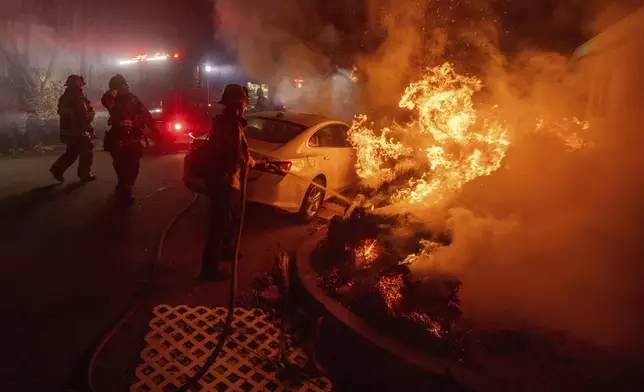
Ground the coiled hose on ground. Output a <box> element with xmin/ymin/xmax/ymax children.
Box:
<box><xmin>174</xmin><ymin>166</ymin><xmax>248</xmax><ymax>392</ymax></box>
<box><xmin>86</xmin><ymin>163</ymin><xmax>249</xmax><ymax>392</ymax></box>
<box><xmin>87</xmin><ymin>190</ymin><xmax>200</xmax><ymax>392</ymax></box>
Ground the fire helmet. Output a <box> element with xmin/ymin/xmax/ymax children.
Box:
<box><xmin>65</xmin><ymin>74</ymin><xmax>85</xmax><ymax>88</ymax></box>
<box><xmin>108</xmin><ymin>74</ymin><xmax>127</xmax><ymax>90</ymax></box>
<box><xmin>218</xmin><ymin>84</ymin><xmax>248</xmax><ymax>105</ymax></box>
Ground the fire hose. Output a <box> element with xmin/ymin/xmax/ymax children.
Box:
<box><xmin>85</xmin><ymin>159</ymin><xmax>332</xmax><ymax>391</ymax></box>
<box><xmin>174</xmin><ymin>165</ymin><xmax>248</xmax><ymax>392</ymax></box>
<box><xmin>86</xmin><ymin>190</ymin><xmax>200</xmax><ymax>392</ymax></box>
<box><xmin>85</xmin><ymin>151</ymin><xmax>250</xmax><ymax>392</ymax></box>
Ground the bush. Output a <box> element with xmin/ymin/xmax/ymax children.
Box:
<box><xmin>19</xmin><ymin>72</ymin><xmax>65</xmax><ymax>148</ymax></box>
<box><xmin>27</xmin><ymin>79</ymin><xmax>64</xmax><ymax>123</ymax></box>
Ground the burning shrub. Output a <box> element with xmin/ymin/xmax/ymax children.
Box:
<box><xmin>313</xmin><ymin>208</ymin><xmax>460</xmax><ymax>356</ymax></box>
<box><xmin>307</xmin><ymin>59</ymin><xmax>629</xmax><ymax>389</ymax></box>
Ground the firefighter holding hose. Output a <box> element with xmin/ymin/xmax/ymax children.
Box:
<box><xmin>199</xmin><ymin>84</ymin><xmax>255</xmax><ymax>280</ymax></box>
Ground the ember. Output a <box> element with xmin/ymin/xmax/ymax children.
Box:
<box><xmin>353</xmin><ymin>238</ymin><xmax>379</xmax><ymax>268</ymax></box>
<box><xmin>401</xmin><ymin>239</ymin><xmax>445</xmax><ymax>266</ymax></box>
<box><xmin>374</xmin><ymin>273</ymin><xmax>404</xmax><ymax>313</ymax></box>
<box><xmin>402</xmin><ymin>311</ymin><xmax>443</xmax><ymax>338</ymax></box>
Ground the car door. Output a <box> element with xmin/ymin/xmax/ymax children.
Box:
<box><xmin>338</xmin><ymin>124</ymin><xmax>358</xmax><ymax>186</ymax></box>
<box><xmin>308</xmin><ymin>124</ymin><xmax>355</xmax><ymax>191</ymax></box>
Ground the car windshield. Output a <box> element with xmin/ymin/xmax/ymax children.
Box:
<box><xmin>245</xmin><ymin>117</ymin><xmax>307</xmax><ymax>144</ymax></box>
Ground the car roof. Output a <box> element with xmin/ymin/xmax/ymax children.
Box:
<box><xmin>250</xmin><ymin>111</ymin><xmax>336</xmax><ymax>128</ymax></box>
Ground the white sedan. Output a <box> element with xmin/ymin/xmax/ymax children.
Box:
<box><xmin>190</xmin><ymin>111</ymin><xmax>357</xmax><ymax>220</ymax></box>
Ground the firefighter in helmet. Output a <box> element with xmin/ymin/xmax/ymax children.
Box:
<box><xmin>50</xmin><ymin>74</ymin><xmax>96</xmax><ymax>182</ymax></box>
<box><xmin>200</xmin><ymin>84</ymin><xmax>255</xmax><ymax>280</ymax></box>
<box><xmin>101</xmin><ymin>73</ymin><xmax>125</xmax><ymax>127</ymax></box>
<box><xmin>255</xmin><ymin>88</ymin><xmax>269</xmax><ymax>112</ymax></box>
<box><xmin>102</xmin><ymin>74</ymin><xmax>158</xmax><ymax>203</ymax></box>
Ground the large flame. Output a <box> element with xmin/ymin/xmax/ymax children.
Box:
<box><xmin>348</xmin><ymin>115</ymin><xmax>408</xmax><ymax>180</ymax></box>
<box><xmin>348</xmin><ymin>62</ymin><xmax>510</xmax><ymax>205</ymax></box>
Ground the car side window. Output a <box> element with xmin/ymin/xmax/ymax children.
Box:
<box><xmin>338</xmin><ymin>124</ymin><xmax>351</xmax><ymax>147</ymax></box>
<box><xmin>308</xmin><ymin>133</ymin><xmax>320</xmax><ymax>147</ymax></box>
<box><xmin>309</xmin><ymin>125</ymin><xmax>350</xmax><ymax>148</ymax></box>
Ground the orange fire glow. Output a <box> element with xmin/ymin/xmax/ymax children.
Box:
<box><xmin>375</xmin><ymin>274</ymin><xmax>445</xmax><ymax>338</ymax></box>
<box><xmin>402</xmin><ymin>311</ymin><xmax>443</xmax><ymax>338</ymax></box>
<box><xmin>348</xmin><ymin>115</ymin><xmax>409</xmax><ymax>180</ymax></box>
<box><xmin>348</xmin><ymin>62</ymin><xmax>510</xmax><ymax>205</ymax></box>
<box><xmin>400</xmin><ymin>239</ymin><xmax>444</xmax><ymax>266</ymax></box>
<box><xmin>375</xmin><ymin>274</ymin><xmax>405</xmax><ymax>313</ymax></box>
<box><xmin>349</xmin><ymin>64</ymin><xmax>359</xmax><ymax>83</ymax></box>
<box><xmin>536</xmin><ymin>116</ymin><xmax>591</xmax><ymax>151</ymax></box>
<box><xmin>354</xmin><ymin>238</ymin><xmax>379</xmax><ymax>268</ymax></box>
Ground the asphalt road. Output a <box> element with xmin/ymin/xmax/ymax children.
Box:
<box><xmin>0</xmin><ymin>150</ymin><xmax>334</xmax><ymax>391</ymax></box>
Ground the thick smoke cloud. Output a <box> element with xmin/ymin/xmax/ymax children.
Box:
<box><xmin>215</xmin><ymin>0</ymin><xmax>332</xmax><ymax>80</ymax></box>
<box><xmin>214</xmin><ymin>0</ymin><xmax>342</xmax><ymax>116</ymax></box>
<box><xmin>213</xmin><ymin>0</ymin><xmax>644</xmax><ymax>353</ymax></box>
<box><xmin>354</xmin><ymin>0</ymin><xmax>436</xmax><ymax>111</ymax></box>
<box><xmin>213</xmin><ymin>0</ymin><xmax>444</xmax><ymax>117</ymax></box>
<box><xmin>406</xmin><ymin>1</ymin><xmax>644</xmax><ymax>353</ymax></box>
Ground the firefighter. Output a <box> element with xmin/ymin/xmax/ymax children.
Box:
<box><xmin>102</xmin><ymin>75</ymin><xmax>157</xmax><ymax>203</ymax></box>
<box><xmin>50</xmin><ymin>75</ymin><xmax>96</xmax><ymax>182</ymax></box>
<box><xmin>101</xmin><ymin>74</ymin><xmax>126</xmax><ymax>126</ymax></box>
<box><xmin>200</xmin><ymin>84</ymin><xmax>255</xmax><ymax>280</ymax></box>
<box><xmin>255</xmin><ymin>88</ymin><xmax>270</xmax><ymax>111</ymax></box>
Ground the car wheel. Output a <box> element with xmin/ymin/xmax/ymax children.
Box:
<box><xmin>298</xmin><ymin>178</ymin><xmax>325</xmax><ymax>222</ymax></box>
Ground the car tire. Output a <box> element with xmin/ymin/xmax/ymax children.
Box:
<box><xmin>298</xmin><ymin>177</ymin><xmax>325</xmax><ymax>222</ymax></box>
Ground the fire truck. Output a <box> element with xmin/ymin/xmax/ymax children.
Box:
<box><xmin>115</xmin><ymin>52</ymin><xmax>211</xmax><ymax>147</ymax></box>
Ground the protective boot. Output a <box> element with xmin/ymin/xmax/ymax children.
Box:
<box><xmin>199</xmin><ymin>262</ymin><xmax>232</xmax><ymax>281</ymax></box>
<box><xmin>114</xmin><ymin>185</ymin><xmax>134</xmax><ymax>205</ymax></box>
<box><xmin>50</xmin><ymin>167</ymin><xmax>65</xmax><ymax>182</ymax></box>
<box><xmin>80</xmin><ymin>173</ymin><xmax>97</xmax><ymax>182</ymax></box>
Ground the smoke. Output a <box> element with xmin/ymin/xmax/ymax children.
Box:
<box><xmin>354</xmin><ymin>0</ymin><xmax>439</xmax><ymax>111</ymax></box>
<box><xmin>212</xmin><ymin>0</ymin><xmax>644</xmax><ymax>351</ymax></box>
<box><xmin>404</xmin><ymin>1</ymin><xmax>644</xmax><ymax>353</ymax></box>
<box><xmin>425</xmin><ymin>108</ymin><xmax>644</xmax><ymax>352</ymax></box>
<box><xmin>212</xmin><ymin>0</ymin><xmax>448</xmax><ymax>117</ymax></box>
<box><xmin>213</xmin><ymin>0</ymin><xmax>346</xmax><ymax>116</ymax></box>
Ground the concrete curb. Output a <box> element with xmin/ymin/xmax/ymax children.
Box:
<box><xmin>295</xmin><ymin>228</ymin><xmax>484</xmax><ymax>391</ymax></box>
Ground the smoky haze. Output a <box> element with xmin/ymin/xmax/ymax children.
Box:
<box><xmin>214</xmin><ymin>0</ymin><xmax>337</xmax><ymax>115</ymax></box>
<box><xmin>406</xmin><ymin>1</ymin><xmax>644</xmax><ymax>353</ymax></box>
<box><xmin>213</xmin><ymin>0</ymin><xmax>438</xmax><ymax>117</ymax></box>
<box><xmin>213</xmin><ymin>0</ymin><xmax>644</xmax><ymax>353</ymax></box>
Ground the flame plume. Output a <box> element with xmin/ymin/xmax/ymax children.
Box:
<box><xmin>347</xmin><ymin>115</ymin><xmax>408</xmax><ymax>180</ymax></box>
<box><xmin>349</xmin><ymin>62</ymin><xmax>510</xmax><ymax>205</ymax></box>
